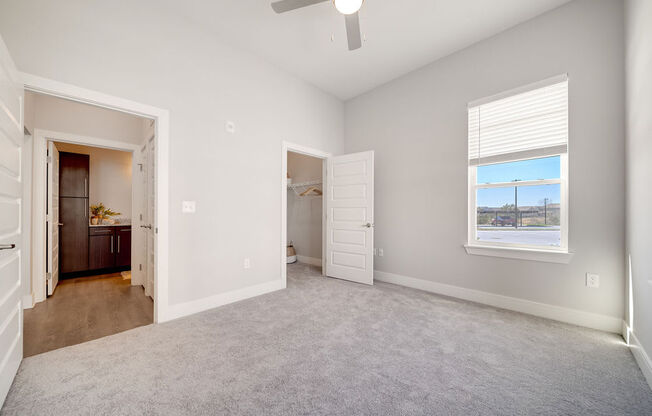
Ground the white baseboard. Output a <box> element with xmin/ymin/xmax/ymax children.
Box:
<box><xmin>296</xmin><ymin>256</ymin><xmax>322</xmax><ymax>266</ymax></box>
<box><xmin>623</xmin><ymin>322</ymin><xmax>652</xmax><ymax>390</ymax></box>
<box><xmin>622</xmin><ymin>320</ymin><xmax>630</xmax><ymax>343</ymax></box>
<box><xmin>374</xmin><ymin>270</ymin><xmax>622</xmax><ymax>333</ymax></box>
<box><xmin>22</xmin><ymin>294</ymin><xmax>34</xmax><ymax>310</ymax></box>
<box><xmin>163</xmin><ymin>279</ymin><xmax>286</xmax><ymax>322</ymax></box>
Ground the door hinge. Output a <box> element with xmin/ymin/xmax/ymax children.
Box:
<box><xmin>46</xmin><ymin>272</ymin><xmax>52</xmax><ymax>281</ymax></box>
<box><xmin>46</xmin><ymin>155</ymin><xmax>52</xmax><ymax>164</ymax></box>
<box><xmin>139</xmin><ymin>264</ymin><xmax>143</xmax><ymax>271</ymax></box>
<box><xmin>155</xmin><ymin>227</ymin><xmax>158</xmax><ymax>234</ymax></box>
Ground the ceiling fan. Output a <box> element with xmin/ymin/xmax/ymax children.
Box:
<box><xmin>271</xmin><ymin>0</ymin><xmax>364</xmax><ymax>51</ymax></box>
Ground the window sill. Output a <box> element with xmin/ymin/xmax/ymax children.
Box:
<box><xmin>464</xmin><ymin>244</ymin><xmax>574</xmax><ymax>264</ymax></box>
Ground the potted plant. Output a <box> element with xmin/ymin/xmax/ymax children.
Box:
<box><xmin>89</xmin><ymin>203</ymin><xmax>105</xmax><ymax>225</ymax></box>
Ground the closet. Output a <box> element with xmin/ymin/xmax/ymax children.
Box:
<box><xmin>287</xmin><ymin>152</ymin><xmax>323</xmax><ymax>266</ymax></box>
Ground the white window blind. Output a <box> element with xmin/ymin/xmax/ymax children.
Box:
<box><xmin>468</xmin><ymin>75</ymin><xmax>568</xmax><ymax>166</ymax></box>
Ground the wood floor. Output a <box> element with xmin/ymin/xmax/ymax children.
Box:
<box><xmin>23</xmin><ymin>272</ymin><xmax>153</xmax><ymax>357</ymax></box>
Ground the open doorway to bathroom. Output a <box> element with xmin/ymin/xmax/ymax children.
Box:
<box><xmin>22</xmin><ymin>91</ymin><xmax>156</xmax><ymax>357</ymax></box>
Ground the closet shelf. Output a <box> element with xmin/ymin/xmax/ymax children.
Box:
<box><xmin>288</xmin><ymin>180</ymin><xmax>322</xmax><ymax>196</ymax></box>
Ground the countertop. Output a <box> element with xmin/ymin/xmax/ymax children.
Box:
<box><xmin>88</xmin><ymin>223</ymin><xmax>131</xmax><ymax>227</ymax></box>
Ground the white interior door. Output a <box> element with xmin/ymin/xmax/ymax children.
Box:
<box><xmin>146</xmin><ymin>136</ymin><xmax>155</xmax><ymax>298</ymax></box>
<box><xmin>0</xmin><ymin>35</ymin><xmax>24</xmax><ymax>407</ymax></box>
<box><xmin>46</xmin><ymin>141</ymin><xmax>59</xmax><ymax>295</ymax></box>
<box><xmin>131</xmin><ymin>145</ymin><xmax>147</xmax><ymax>287</ymax></box>
<box><xmin>325</xmin><ymin>151</ymin><xmax>374</xmax><ymax>285</ymax></box>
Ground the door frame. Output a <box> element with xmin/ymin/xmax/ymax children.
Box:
<box><xmin>22</xmin><ymin>72</ymin><xmax>170</xmax><ymax>323</ymax></box>
<box><xmin>33</xmin><ymin>130</ymin><xmax>139</xmax><ymax>301</ymax></box>
<box><xmin>281</xmin><ymin>141</ymin><xmax>331</xmax><ymax>288</ymax></box>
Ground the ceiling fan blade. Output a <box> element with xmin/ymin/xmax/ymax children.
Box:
<box><xmin>271</xmin><ymin>0</ymin><xmax>329</xmax><ymax>14</ymax></box>
<box><xmin>345</xmin><ymin>12</ymin><xmax>362</xmax><ymax>51</ymax></box>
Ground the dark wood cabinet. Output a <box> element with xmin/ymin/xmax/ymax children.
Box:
<box><xmin>89</xmin><ymin>227</ymin><xmax>116</xmax><ymax>270</ymax></box>
<box><xmin>59</xmin><ymin>198</ymin><xmax>89</xmax><ymax>273</ymax></box>
<box><xmin>59</xmin><ymin>152</ymin><xmax>89</xmax><ymax>198</ymax></box>
<box><xmin>115</xmin><ymin>227</ymin><xmax>132</xmax><ymax>267</ymax></box>
<box><xmin>59</xmin><ymin>152</ymin><xmax>90</xmax><ymax>276</ymax></box>
<box><xmin>88</xmin><ymin>226</ymin><xmax>131</xmax><ymax>271</ymax></box>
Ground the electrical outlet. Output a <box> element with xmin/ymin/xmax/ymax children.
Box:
<box><xmin>182</xmin><ymin>201</ymin><xmax>196</xmax><ymax>213</ymax></box>
<box><xmin>244</xmin><ymin>258</ymin><xmax>251</xmax><ymax>269</ymax></box>
<box><xmin>586</xmin><ymin>273</ymin><xmax>600</xmax><ymax>288</ymax></box>
<box><xmin>378</xmin><ymin>248</ymin><xmax>384</xmax><ymax>257</ymax></box>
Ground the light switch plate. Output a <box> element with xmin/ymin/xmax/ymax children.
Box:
<box><xmin>182</xmin><ymin>201</ymin><xmax>196</xmax><ymax>213</ymax></box>
<box><xmin>244</xmin><ymin>258</ymin><xmax>251</xmax><ymax>269</ymax></box>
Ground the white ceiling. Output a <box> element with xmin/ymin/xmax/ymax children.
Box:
<box><xmin>162</xmin><ymin>0</ymin><xmax>572</xmax><ymax>100</ymax></box>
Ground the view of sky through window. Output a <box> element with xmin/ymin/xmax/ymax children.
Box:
<box><xmin>476</xmin><ymin>157</ymin><xmax>560</xmax><ymax>207</ymax></box>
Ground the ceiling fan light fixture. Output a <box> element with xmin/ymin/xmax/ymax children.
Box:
<box><xmin>333</xmin><ymin>0</ymin><xmax>363</xmax><ymax>15</ymax></box>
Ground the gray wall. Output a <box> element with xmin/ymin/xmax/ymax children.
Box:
<box><xmin>287</xmin><ymin>152</ymin><xmax>323</xmax><ymax>261</ymax></box>
<box><xmin>344</xmin><ymin>0</ymin><xmax>625</xmax><ymax>319</ymax></box>
<box><xmin>625</xmin><ymin>0</ymin><xmax>652</xmax><ymax>354</ymax></box>
<box><xmin>0</xmin><ymin>0</ymin><xmax>344</xmax><ymax>306</ymax></box>
<box><xmin>25</xmin><ymin>91</ymin><xmax>147</xmax><ymax>145</ymax></box>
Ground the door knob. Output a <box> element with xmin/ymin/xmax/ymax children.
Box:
<box><xmin>58</xmin><ymin>223</ymin><xmax>64</xmax><ymax>226</ymax></box>
<box><xmin>140</xmin><ymin>224</ymin><xmax>152</xmax><ymax>230</ymax></box>
<box><xmin>0</xmin><ymin>244</ymin><xmax>16</xmax><ymax>250</ymax></box>
<box><xmin>363</xmin><ymin>223</ymin><xmax>374</xmax><ymax>228</ymax></box>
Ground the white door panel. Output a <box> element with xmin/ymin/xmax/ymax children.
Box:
<box><xmin>47</xmin><ymin>141</ymin><xmax>60</xmax><ymax>295</ymax></box>
<box><xmin>0</xmin><ymin>34</ymin><xmax>23</xmax><ymax>408</ymax></box>
<box><xmin>146</xmin><ymin>136</ymin><xmax>155</xmax><ymax>298</ymax></box>
<box><xmin>326</xmin><ymin>151</ymin><xmax>374</xmax><ymax>285</ymax></box>
<box><xmin>135</xmin><ymin>143</ymin><xmax>149</xmax><ymax>294</ymax></box>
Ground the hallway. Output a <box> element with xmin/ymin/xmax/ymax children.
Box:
<box><xmin>23</xmin><ymin>273</ymin><xmax>153</xmax><ymax>357</ymax></box>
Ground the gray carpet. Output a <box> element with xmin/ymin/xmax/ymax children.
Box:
<box><xmin>2</xmin><ymin>263</ymin><xmax>651</xmax><ymax>415</ymax></box>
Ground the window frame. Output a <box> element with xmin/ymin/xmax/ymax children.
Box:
<box><xmin>467</xmin><ymin>150</ymin><xmax>569</xmax><ymax>253</ymax></box>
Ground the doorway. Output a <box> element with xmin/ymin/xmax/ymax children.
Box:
<box><xmin>281</xmin><ymin>143</ymin><xmax>329</xmax><ymax>286</ymax></box>
<box><xmin>23</xmin><ymin>92</ymin><xmax>157</xmax><ymax>356</ymax></box>
<box><xmin>281</xmin><ymin>142</ymin><xmax>376</xmax><ymax>287</ymax></box>
<box><xmin>286</xmin><ymin>150</ymin><xmax>325</xmax><ymax>279</ymax></box>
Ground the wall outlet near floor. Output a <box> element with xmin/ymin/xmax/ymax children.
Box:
<box><xmin>378</xmin><ymin>248</ymin><xmax>384</xmax><ymax>257</ymax></box>
<box><xmin>182</xmin><ymin>200</ymin><xmax>196</xmax><ymax>213</ymax></box>
<box><xmin>244</xmin><ymin>258</ymin><xmax>251</xmax><ymax>269</ymax></box>
<box><xmin>586</xmin><ymin>273</ymin><xmax>600</xmax><ymax>288</ymax></box>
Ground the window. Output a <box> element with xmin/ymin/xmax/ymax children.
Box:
<box><xmin>467</xmin><ymin>75</ymin><xmax>568</xmax><ymax>253</ymax></box>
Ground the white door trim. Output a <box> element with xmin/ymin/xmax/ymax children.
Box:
<box><xmin>22</xmin><ymin>72</ymin><xmax>170</xmax><ymax>324</ymax></box>
<box><xmin>32</xmin><ymin>129</ymin><xmax>139</xmax><ymax>303</ymax></box>
<box><xmin>281</xmin><ymin>141</ymin><xmax>331</xmax><ymax>287</ymax></box>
